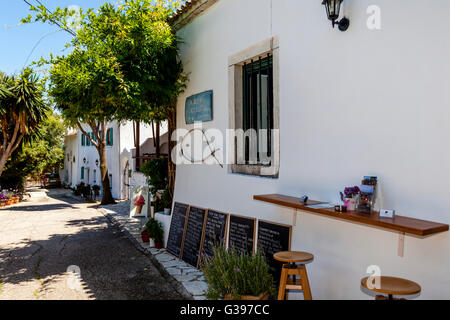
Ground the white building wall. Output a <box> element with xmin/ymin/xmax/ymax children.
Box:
<box><xmin>173</xmin><ymin>0</ymin><xmax>450</xmax><ymax>299</ymax></box>
<box><xmin>65</xmin><ymin>121</ymin><xmax>162</xmax><ymax>200</ymax></box>
<box><xmin>77</xmin><ymin>121</ymin><xmax>123</xmax><ymax>199</ymax></box>
<box><xmin>61</xmin><ymin>132</ymin><xmax>78</xmax><ymax>187</ymax></box>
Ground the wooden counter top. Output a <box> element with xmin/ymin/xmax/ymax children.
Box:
<box><xmin>253</xmin><ymin>194</ymin><xmax>449</xmax><ymax>237</ymax></box>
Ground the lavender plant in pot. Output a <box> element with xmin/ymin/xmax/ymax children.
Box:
<box><xmin>201</xmin><ymin>246</ymin><xmax>276</xmax><ymax>300</ymax></box>
<box><xmin>340</xmin><ymin>186</ymin><xmax>360</xmax><ymax>211</ymax></box>
<box><xmin>0</xmin><ymin>192</ymin><xmax>9</xmax><ymax>207</ymax></box>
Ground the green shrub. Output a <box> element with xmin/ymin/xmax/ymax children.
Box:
<box><xmin>140</xmin><ymin>157</ymin><xmax>168</xmax><ymax>194</ymax></box>
<box><xmin>144</xmin><ymin>218</ymin><xmax>164</xmax><ymax>242</ymax></box>
<box><xmin>200</xmin><ymin>246</ymin><xmax>276</xmax><ymax>300</ymax></box>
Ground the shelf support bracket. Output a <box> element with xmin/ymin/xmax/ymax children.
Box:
<box><xmin>397</xmin><ymin>232</ymin><xmax>405</xmax><ymax>257</ymax></box>
<box><xmin>292</xmin><ymin>209</ymin><xmax>298</xmax><ymax>226</ymax></box>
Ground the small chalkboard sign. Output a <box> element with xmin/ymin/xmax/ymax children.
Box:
<box><xmin>228</xmin><ymin>215</ymin><xmax>256</xmax><ymax>255</ymax></box>
<box><xmin>167</xmin><ymin>202</ymin><xmax>189</xmax><ymax>258</ymax></box>
<box><xmin>181</xmin><ymin>206</ymin><xmax>207</xmax><ymax>268</ymax></box>
<box><xmin>257</xmin><ymin>220</ymin><xmax>292</xmax><ymax>282</ymax></box>
<box><xmin>200</xmin><ymin>210</ymin><xmax>229</xmax><ymax>262</ymax></box>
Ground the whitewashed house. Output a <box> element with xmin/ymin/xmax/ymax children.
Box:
<box><xmin>169</xmin><ymin>0</ymin><xmax>450</xmax><ymax>299</ymax></box>
<box><xmin>61</xmin><ymin>121</ymin><xmax>168</xmax><ymax>200</ymax></box>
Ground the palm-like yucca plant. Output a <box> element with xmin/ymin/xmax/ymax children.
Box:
<box><xmin>0</xmin><ymin>69</ymin><xmax>49</xmax><ymax>176</ymax></box>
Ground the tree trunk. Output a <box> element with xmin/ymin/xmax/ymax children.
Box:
<box><xmin>155</xmin><ymin>120</ymin><xmax>160</xmax><ymax>158</ymax></box>
<box><xmin>0</xmin><ymin>153</ymin><xmax>8</xmax><ymax>177</ymax></box>
<box><xmin>98</xmin><ymin>144</ymin><xmax>115</xmax><ymax>205</ymax></box>
<box><xmin>167</xmin><ymin>107</ymin><xmax>176</xmax><ymax>197</ymax></box>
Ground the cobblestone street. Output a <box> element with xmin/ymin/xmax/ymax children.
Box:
<box><xmin>0</xmin><ymin>188</ymin><xmax>185</xmax><ymax>300</ymax></box>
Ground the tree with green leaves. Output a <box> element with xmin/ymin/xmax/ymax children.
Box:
<box><xmin>0</xmin><ymin>110</ymin><xmax>65</xmax><ymax>191</ymax></box>
<box><xmin>23</xmin><ymin>0</ymin><xmax>186</xmax><ymax>204</ymax></box>
<box><xmin>0</xmin><ymin>69</ymin><xmax>49</xmax><ymax>177</ymax></box>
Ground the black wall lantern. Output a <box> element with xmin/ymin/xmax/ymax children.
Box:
<box><xmin>322</xmin><ymin>0</ymin><xmax>350</xmax><ymax>31</ymax></box>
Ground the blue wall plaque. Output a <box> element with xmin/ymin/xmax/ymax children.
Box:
<box><xmin>185</xmin><ymin>90</ymin><xmax>213</xmax><ymax>124</ymax></box>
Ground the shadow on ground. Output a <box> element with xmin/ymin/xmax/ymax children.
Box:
<box><xmin>0</xmin><ymin>191</ymin><xmax>184</xmax><ymax>300</ymax></box>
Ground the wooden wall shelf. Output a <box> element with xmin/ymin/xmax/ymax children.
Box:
<box><xmin>254</xmin><ymin>194</ymin><xmax>449</xmax><ymax>237</ymax></box>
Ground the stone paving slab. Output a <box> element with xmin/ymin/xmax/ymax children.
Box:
<box><xmin>97</xmin><ymin>197</ymin><xmax>208</xmax><ymax>300</ymax></box>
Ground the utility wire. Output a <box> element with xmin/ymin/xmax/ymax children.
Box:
<box><xmin>22</xmin><ymin>29</ymin><xmax>63</xmax><ymax>69</ymax></box>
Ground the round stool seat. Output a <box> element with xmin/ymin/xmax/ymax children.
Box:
<box><xmin>273</xmin><ymin>251</ymin><xmax>314</xmax><ymax>263</ymax></box>
<box><xmin>361</xmin><ymin>276</ymin><xmax>421</xmax><ymax>296</ymax></box>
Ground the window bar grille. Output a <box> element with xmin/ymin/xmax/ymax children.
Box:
<box><xmin>249</xmin><ymin>59</ymin><xmax>254</xmax><ymax>164</ymax></box>
<box><xmin>243</xmin><ymin>62</ymin><xmax>248</xmax><ymax>162</ymax></box>
<box><xmin>267</xmin><ymin>53</ymin><xmax>273</xmax><ymax>159</ymax></box>
<box><xmin>258</xmin><ymin>56</ymin><xmax>263</xmax><ymax>163</ymax></box>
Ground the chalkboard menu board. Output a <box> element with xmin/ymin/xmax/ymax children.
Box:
<box><xmin>200</xmin><ymin>210</ymin><xmax>229</xmax><ymax>261</ymax></box>
<box><xmin>167</xmin><ymin>202</ymin><xmax>189</xmax><ymax>258</ymax></box>
<box><xmin>257</xmin><ymin>220</ymin><xmax>292</xmax><ymax>281</ymax></box>
<box><xmin>181</xmin><ymin>207</ymin><xmax>207</xmax><ymax>267</ymax></box>
<box><xmin>228</xmin><ymin>215</ymin><xmax>256</xmax><ymax>255</ymax></box>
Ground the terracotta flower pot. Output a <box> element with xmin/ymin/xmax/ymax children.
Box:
<box><xmin>141</xmin><ymin>231</ymin><xmax>150</xmax><ymax>243</ymax></box>
<box><xmin>0</xmin><ymin>200</ymin><xmax>6</xmax><ymax>208</ymax></box>
<box><xmin>224</xmin><ymin>292</ymin><xmax>269</xmax><ymax>300</ymax></box>
<box><xmin>13</xmin><ymin>197</ymin><xmax>19</xmax><ymax>204</ymax></box>
<box><xmin>154</xmin><ymin>241</ymin><xmax>164</xmax><ymax>249</ymax></box>
<box><xmin>6</xmin><ymin>199</ymin><xmax>12</xmax><ymax>206</ymax></box>
<box><xmin>136</xmin><ymin>205</ymin><xmax>143</xmax><ymax>214</ymax></box>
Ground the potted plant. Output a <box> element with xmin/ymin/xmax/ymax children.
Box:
<box><xmin>142</xmin><ymin>218</ymin><xmax>157</xmax><ymax>243</ymax></box>
<box><xmin>134</xmin><ymin>194</ymin><xmax>146</xmax><ymax>214</ymax></box>
<box><xmin>74</xmin><ymin>183</ymin><xmax>84</xmax><ymax>196</ymax></box>
<box><xmin>151</xmin><ymin>220</ymin><xmax>164</xmax><ymax>249</ymax></box>
<box><xmin>12</xmin><ymin>190</ymin><xmax>21</xmax><ymax>203</ymax></box>
<box><xmin>141</xmin><ymin>223</ymin><xmax>151</xmax><ymax>243</ymax></box>
<box><xmin>92</xmin><ymin>185</ymin><xmax>101</xmax><ymax>196</ymax></box>
<box><xmin>340</xmin><ymin>186</ymin><xmax>360</xmax><ymax>211</ymax></box>
<box><xmin>0</xmin><ymin>193</ymin><xmax>8</xmax><ymax>207</ymax></box>
<box><xmin>160</xmin><ymin>189</ymin><xmax>172</xmax><ymax>215</ymax></box>
<box><xmin>201</xmin><ymin>246</ymin><xmax>276</xmax><ymax>300</ymax></box>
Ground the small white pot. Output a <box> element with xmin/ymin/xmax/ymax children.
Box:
<box><xmin>345</xmin><ymin>197</ymin><xmax>358</xmax><ymax>211</ymax></box>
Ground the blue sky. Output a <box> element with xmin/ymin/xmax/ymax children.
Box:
<box><xmin>0</xmin><ymin>0</ymin><xmax>111</xmax><ymax>75</ymax></box>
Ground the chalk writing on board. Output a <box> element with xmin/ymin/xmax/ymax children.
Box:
<box><xmin>167</xmin><ymin>203</ymin><xmax>189</xmax><ymax>258</ymax></box>
<box><xmin>181</xmin><ymin>207</ymin><xmax>207</xmax><ymax>268</ymax></box>
<box><xmin>228</xmin><ymin>215</ymin><xmax>255</xmax><ymax>255</ymax></box>
<box><xmin>201</xmin><ymin>210</ymin><xmax>228</xmax><ymax>261</ymax></box>
<box><xmin>257</xmin><ymin>220</ymin><xmax>291</xmax><ymax>281</ymax></box>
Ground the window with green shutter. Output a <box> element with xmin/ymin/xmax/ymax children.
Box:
<box><xmin>81</xmin><ymin>134</ymin><xmax>85</xmax><ymax>146</ymax></box>
<box><xmin>106</xmin><ymin>128</ymin><xmax>113</xmax><ymax>146</ymax></box>
<box><xmin>81</xmin><ymin>167</ymin><xmax>85</xmax><ymax>179</ymax></box>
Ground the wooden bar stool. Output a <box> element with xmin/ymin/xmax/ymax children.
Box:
<box><xmin>361</xmin><ymin>276</ymin><xmax>421</xmax><ymax>300</ymax></box>
<box><xmin>273</xmin><ymin>251</ymin><xmax>314</xmax><ymax>300</ymax></box>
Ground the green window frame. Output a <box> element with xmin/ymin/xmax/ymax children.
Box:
<box><xmin>81</xmin><ymin>167</ymin><xmax>85</xmax><ymax>180</ymax></box>
<box><xmin>81</xmin><ymin>134</ymin><xmax>86</xmax><ymax>146</ymax></box>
